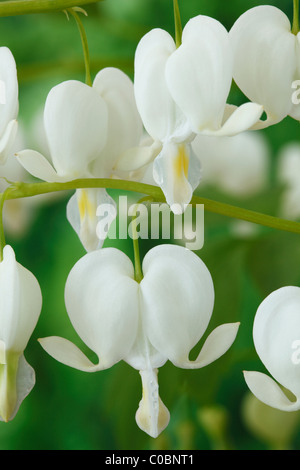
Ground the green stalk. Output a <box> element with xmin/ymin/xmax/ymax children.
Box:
<box><xmin>130</xmin><ymin>197</ymin><xmax>153</xmax><ymax>283</ymax></box>
<box><xmin>0</xmin><ymin>0</ymin><xmax>102</xmax><ymax>17</ymax></box>
<box><xmin>173</xmin><ymin>0</ymin><xmax>182</xmax><ymax>47</ymax></box>
<box><xmin>292</xmin><ymin>0</ymin><xmax>299</xmax><ymax>34</ymax></box>
<box><xmin>68</xmin><ymin>8</ymin><xmax>92</xmax><ymax>87</ymax></box>
<box><xmin>2</xmin><ymin>179</ymin><xmax>300</xmax><ymax>235</ymax></box>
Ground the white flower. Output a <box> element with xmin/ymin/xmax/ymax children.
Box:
<box><xmin>244</xmin><ymin>286</ymin><xmax>300</xmax><ymax>412</ymax></box>
<box><xmin>0</xmin><ymin>47</ymin><xmax>18</xmax><ymax>164</ymax></box>
<box><xmin>39</xmin><ymin>244</ymin><xmax>239</xmax><ymax>438</ymax></box>
<box><xmin>277</xmin><ymin>142</ymin><xmax>300</xmax><ymax>219</ymax></box>
<box><xmin>16</xmin><ymin>68</ymin><xmax>145</xmax><ymax>252</ymax></box>
<box><xmin>192</xmin><ymin>131</ymin><xmax>270</xmax><ymax>197</ymax></box>
<box><xmin>0</xmin><ymin>245</ymin><xmax>42</xmax><ymax>421</ymax></box>
<box><xmin>134</xmin><ymin>15</ymin><xmax>263</xmax><ymax>213</ymax></box>
<box><xmin>229</xmin><ymin>5</ymin><xmax>300</xmax><ymax>128</ymax></box>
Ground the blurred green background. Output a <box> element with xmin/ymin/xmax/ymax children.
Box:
<box><xmin>1</xmin><ymin>0</ymin><xmax>300</xmax><ymax>450</ymax></box>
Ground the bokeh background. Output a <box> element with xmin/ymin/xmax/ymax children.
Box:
<box><xmin>1</xmin><ymin>0</ymin><xmax>300</xmax><ymax>450</ymax></box>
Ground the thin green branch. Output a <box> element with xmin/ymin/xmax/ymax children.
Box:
<box><xmin>173</xmin><ymin>0</ymin><xmax>182</xmax><ymax>47</ymax></box>
<box><xmin>68</xmin><ymin>8</ymin><xmax>92</xmax><ymax>86</ymax></box>
<box><xmin>292</xmin><ymin>0</ymin><xmax>300</xmax><ymax>34</ymax></box>
<box><xmin>2</xmin><ymin>178</ymin><xmax>300</xmax><ymax>236</ymax></box>
<box><xmin>130</xmin><ymin>196</ymin><xmax>153</xmax><ymax>283</ymax></box>
<box><xmin>0</xmin><ymin>0</ymin><xmax>102</xmax><ymax>17</ymax></box>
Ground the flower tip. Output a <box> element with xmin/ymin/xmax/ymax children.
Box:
<box><xmin>135</xmin><ymin>369</ymin><xmax>170</xmax><ymax>438</ymax></box>
<box><xmin>135</xmin><ymin>395</ymin><xmax>170</xmax><ymax>438</ymax></box>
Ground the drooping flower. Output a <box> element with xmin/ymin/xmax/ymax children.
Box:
<box><xmin>133</xmin><ymin>15</ymin><xmax>263</xmax><ymax>213</ymax></box>
<box><xmin>39</xmin><ymin>244</ymin><xmax>239</xmax><ymax>438</ymax></box>
<box><xmin>0</xmin><ymin>245</ymin><xmax>42</xmax><ymax>421</ymax></box>
<box><xmin>0</xmin><ymin>47</ymin><xmax>18</xmax><ymax>164</ymax></box>
<box><xmin>244</xmin><ymin>286</ymin><xmax>300</xmax><ymax>412</ymax></box>
<box><xmin>192</xmin><ymin>131</ymin><xmax>270</xmax><ymax>197</ymax></box>
<box><xmin>16</xmin><ymin>68</ymin><xmax>145</xmax><ymax>252</ymax></box>
<box><xmin>229</xmin><ymin>5</ymin><xmax>300</xmax><ymax>128</ymax></box>
<box><xmin>277</xmin><ymin>142</ymin><xmax>300</xmax><ymax>220</ymax></box>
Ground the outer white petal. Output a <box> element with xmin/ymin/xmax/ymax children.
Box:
<box><xmin>140</xmin><ymin>244</ymin><xmax>215</xmax><ymax>366</ymax></box>
<box><xmin>165</xmin><ymin>15</ymin><xmax>233</xmax><ymax>133</ymax></box>
<box><xmin>153</xmin><ymin>141</ymin><xmax>201</xmax><ymax>214</ymax></box>
<box><xmin>39</xmin><ymin>336</ymin><xmax>102</xmax><ymax>372</ymax></box>
<box><xmin>200</xmin><ymin>102</ymin><xmax>263</xmax><ymax>137</ymax></box>
<box><xmin>0</xmin><ymin>245</ymin><xmax>42</xmax><ymax>352</ymax></box>
<box><xmin>44</xmin><ymin>80</ymin><xmax>108</xmax><ymax>178</ymax></box>
<box><xmin>178</xmin><ymin>322</ymin><xmax>240</xmax><ymax>369</ymax></box>
<box><xmin>229</xmin><ymin>6</ymin><xmax>297</xmax><ymax>125</ymax></box>
<box><xmin>16</xmin><ymin>150</ymin><xmax>68</xmax><ymax>182</ymax></box>
<box><xmin>253</xmin><ymin>286</ymin><xmax>300</xmax><ymax>399</ymax></box>
<box><xmin>134</xmin><ymin>28</ymin><xmax>187</xmax><ymax>141</ymax></box>
<box><xmin>66</xmin><ymin>188</ymin><xmax>117</xmax><ymax>252</ymax></box>
<box><xmin>0</xmin><ymin>48</ymin><xmax>18</xmax><ymax>142</ymax></box>
<box><xmin>64</xmin><ymin>248</ymin><xmax>139</xmax><ymax>369</ymax></box>
<box><xmin>243</xmin><ymin>371</ymin><xmax>300</xmax><ymax>412</ymax></box>
<box><xmin>92</xmin><ymin>67</ymin><xmax>143</xmax><ymax>175</ymax></box>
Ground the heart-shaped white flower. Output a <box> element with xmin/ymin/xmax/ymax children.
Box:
<box><xmin>39</xmin><ymin>244</ymin><xmax>239</xmax><ymax>437</ymax></box>
<box><xmin>244</xmin><ymin>286</ymin><xmax>300</xmax><ymax>412</ymax></box>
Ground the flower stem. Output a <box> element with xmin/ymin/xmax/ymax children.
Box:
<box><xmin>0</xmin><ymin>0</ymin><xmax>102</xmax><ymax>17</ymax></box>
<box><xmin>2</xmin><ymin>179</ymin><xmax>300</xmax><ymax>236</ymax></box>
<box><xmin>292</xmin><ymin>0</ymin><xmax>299</xmax><ymax>34</ymax></box>
<box><xmin>131</xmin><ymin>197</ymin><xmax>153</xmax><ymax>283</ymax></box>
<box><xmin>173</xmin><ymin>0</ymin><xmax>182</xmax><ymax>47</ymax></box>
<box><xmin>68</xmin><ymin>8</ymin><xmax>92</xmax><ymax>87</ymax></box>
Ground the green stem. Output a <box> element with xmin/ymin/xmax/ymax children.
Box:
<box><xmin>130</xmin><ymin>196</ymin><xmax>153</xmax><ymax>283</ymax></box>
<box><xmin>0</xmin><ymin>0</ymin><xmax>102</xmax><ymax>17</ymax></box>
<box><xmin>2</xmin><ymin>179</ymin><xmax>300</xmax><ymax>236</ymax></box>
<box><xmin>292</xmin><ymin>0</ymin><xmax>299</xmax><ymax>34</ymax></box>
<box><xmin>68</xmin><ymin>8</ymin><xmax>92</xmax><ymax>86</ymax></box>
<box><xmin>173</xmin><ymin>0</ymin><xmax>182</xmax><ymax>47</ymax></box>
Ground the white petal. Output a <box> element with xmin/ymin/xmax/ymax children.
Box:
<box><xmin>165</xmin><ymin>15</ymin><xmax>233</xmax><ymax>133</ymax></box>
<box><xmin>0</xmin><ymin>48</ymin><xmax>18</xmax><ymax>140</ymax></box>
<box><xmin>134</xmin><ymin>28</ymin><xmax>187</xmax><ymax>141</ymax></box>
<box><xmin>0</xmin><ymin>353</ymin><xmax>35</xmax><ymax>422</ymax></box>
<box><xmin>153</xmin><ymin>141</ymin><xmax>201</xmax><ymax>214</ymax></box>
<box><xmin>177</xmin><ymin>322</ymin><xmax>240</xmax><ymax>369</ymax></box>
<box><xmin>92</xmin><ymin>67</ymin><xmax>143</xmax><ymax>175</ymax></box>
<box><xmin>113</xmin><ymin>139</ymin><xmax>162</xmax><ymax>173</ymax></box>
<box><xmin>135</xmin><ymin>369</ymin><xmax>170</xmax><ymax>438</ymax></box>
<box><xmin>140</xmin><ymin>244</ymin><xmax>215</xmax><ymax>366</ymax></box>
<box><xmin>252</xmin><ymin>286</ymin><xmax>300</xmax><ymax>399</ymax></box>
<box><xmin>64</xmin><ymin>248</ymin><xmax>139</xmax><ymax>369</ymax></box>
<box><xmin>243</xmin><ymin>371</ymin><xmax>300</xmax><ymax>412</ymax></box>
<box><xmin>0</xmin><ymin>120</ymin><xmax>18</xmax><ymax>164</ymax></box>
<box><xmin>0</xmin><ymin>245</ymin><xmax>42</xmax><ymax>352</ymax></box>
<box><xmin>200</xmin><ymin>102</ymin><xmax>263</xmax><ymax>137</ymax></box>
<box><xmin>16</xmin><ymin>149</ymin><xmax>67</xmax><ymax>182</ymax></box>
<box><xmin>66</xmin><ymin>188</ymin><xmax>117</xmax><ymax>252</ymax></box>
<box><xmin>229</xmin><ymin>5</ymin><xmax>297</xmax><ymax>125</ymax></box>
<box><xmin>44</xmin><ymin>80</ymin><xmax>108</xmax><ymax>178</ymax></box>
<box><xmin>39</xmin><ymin>336</ymin><xmax>101</xmax><ymax>372</ymax></box>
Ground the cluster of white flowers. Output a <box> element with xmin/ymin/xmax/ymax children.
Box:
<box><xmin>1</xmin><ymin>4</ymin><xmax>300</xmax><ymax>439</ymax></box>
